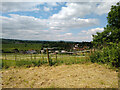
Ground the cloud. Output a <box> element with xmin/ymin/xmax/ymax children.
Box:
<box><xmin>78</xmin><ymin>27</ymin><xmax>104</xmax><ymax>41</ymax></box>
<box><xmin>55</xmin><ymin>33</ymin><xmax>90</xmax><ymax>42</ymax></box>
<box><xmin>0</xmin><ymin>2</ymin><xmax>63</xmax><ymax>13</ymax></box>
<box><xmin>50</xmin><ymin>1</ymin><xmax>119</xmax><ymax>20</ymax></box>
<box><xmin>1</xmin><ymin>1</ymin><xmax>119</xmax><ymax>16</ymax></box>
<box><xmin>44</xmin><ymin>7</ymin><xmax>50</xmax><ymax>12</ymax></box>
<box><xmin>80</xmin><ymin>28</ymin><xmax>104</xmax><ymax>35</ymax></box>
<box><xmin>46</xmin><ymin>2</ymin><xmax>58</xmax><ymax>6</ymax></box>
<box><xmin>1</xmin><ymin>14</ymin><xmax>99</xmax><ymax>41</ymax></box>
<box><xmin>1</xmin><ymin>14</ymin><xmax>98</xmax><ymax>32</ymax></box>
<box><xmin>1</xmin><ymin>1</ymin><xmax>119</xmax><ymax>41</ymax></box>
<box><xmin>1</xmin><ymin>14</ymin><xmax>48</xmax><ymax>31</ymax></box>
<box><xmin>1</xmin><ymin>2</ymin><xmax>43</xmax><ymax>13</ymax></box>
<box><xmin>94</xmin><ymin>0</ymin><xmax>120</xmax><ymax>15</ymax></box>
<box><xmin>57</xmin><ymin>33</ymin><xmax>72</xmax><ymax>37</ymax></box>
<box><xmin>50</xmin><ymin>3</ymin><xmax>93</xmax><ymax>20</ymax></box>
<box><xmin>48</xmin><ymin>18</ymin><xmax>99</xmax><ymax>31</ymax></box>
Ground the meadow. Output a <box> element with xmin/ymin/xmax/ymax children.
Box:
<box><xmin>2</xmin><ymin>43</ymin><xmax>42</xmax><ymax>52</ymax></box>
<box><xmin>1</xmin><ymin>53</ymin><xmax>90</xmax><ymax>69</ymax></box>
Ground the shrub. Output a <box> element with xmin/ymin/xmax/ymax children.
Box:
<box><xmin>90</xmin><ymin>42</ymin><xmax>120</xmax><ymax>67</ymax></box>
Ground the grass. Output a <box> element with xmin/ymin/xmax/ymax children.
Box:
<box><xmin>1</xmin><ymin>53</ymin><xmax>90</xmax><ymax>69</ymax></box>
<box><xmin>2</xmin><ymin>64</ymin><xmax>118</xmax><ymax>88</ymax></box>
<box><xmin>2</xmin><ymin>59</ymin><xmax>48</xmax><ymax>69</ymax></box>
<box><xmin>2</xmin><ymin>43</ymin><xmax>42</xmax><ymax>52</ymax></box>
<box><xmin>2</xmin><ymin>60</ymin><xmax>16</xmax><ymax>69</ymax></box>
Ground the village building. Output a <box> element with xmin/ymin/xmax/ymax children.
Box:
<box><xmin>61</xmin><ymin>50</ymin><xmax>67</xmax><ymax>53</ymax></box>
<box><xmin>26</xmin><ymin>50</ymin><xmax>37</xmax><ymax>54</ymax></box>
<box><xmin>55</xmin><ymin>50</ymin><xmax>59</xmax><ymax>53</ymax></box>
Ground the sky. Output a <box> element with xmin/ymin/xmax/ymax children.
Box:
<box><xmin>0</xmin><ymin>0</ymin><xmax>119</xmax><ymax>42</ymax></box>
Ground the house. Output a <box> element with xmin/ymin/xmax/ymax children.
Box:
<box><xmin>61</xmin><ymin>50</ymin><xmax>67</xmax><ymax>53</ymax></box>
<box><xmin>83</xmin><ymin>46</ymin><xmax>89</xmax><ymax>50</ymax></box>
<box><xmin>55</xmin><ymin>50</ymin><xmax>59</xmax><ymax>53</ymax></box>
<box><xmin>67</xmin><ymin>52</ymin><xmax>74</xmax><ymax>55</ymax></box>
<box><xmin>73</xmin><ymin>44</ymin><xmax>80</xmax><ymax>51</ymax></box>
<box><xmin>48</xmin><ymin>50</ymin><xmax>52</xmax><ymax>53</ymax></box>
<box><xmin>75</xmin><ymin>44</ymin><xmax>79</xmax><ymax>47</ymax></box>
<box><xmin>26</xmin><ymin>50</ymin><xmax>37</xmax><ymax>54</ymax></box>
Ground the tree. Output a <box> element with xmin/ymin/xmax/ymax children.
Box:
<box><xmin>107</xmin><ymin>2</ymin><xmax>120</xmax><ymax>29</ymax></box>
<box><xmin>90</xmin><ymin>2</ymin><xmax>120</xmax><ymax>67</ymax></box>
<box><xmin>92</xmin><ymin>1</ymin><xmax>120</xmax><ymax>46</ymax></box>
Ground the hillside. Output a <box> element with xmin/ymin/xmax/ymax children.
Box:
<box><xmin>1</xmin><ymin>38</ymin><xmax>92</xmax><ymax>52</ymax></box>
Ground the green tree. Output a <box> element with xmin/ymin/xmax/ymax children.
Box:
<box><xmin>90</xmin><ymin>2</ymin><xmax>120</xmax><ymax>67</ymax></box>
<box><xmin>92</xmin><ymin>2</ymin><xmax>120</xmax><ymax>46</ymax></box>
<box><xmin>107</xmin><ymin>2</ymin><xmax>120</xmax><ymax>29</ymax></box>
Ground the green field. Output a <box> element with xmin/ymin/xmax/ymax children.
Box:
<box><xmin>2</xmin><ymin>43</ymin><xmax>42</xmax><ymax>52</ymax></box>
<box><xmin>1</xmin><ymin>53</ymin><xmax>90</xmax><ymax>69</ymax></box>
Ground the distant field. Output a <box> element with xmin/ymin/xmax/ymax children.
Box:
<box><xmin>2</xmin><ymin>43</ymin><xmax>42</xmax><ymax>52</ymax></box>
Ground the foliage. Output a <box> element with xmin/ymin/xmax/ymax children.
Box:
<box><xmin>92</xmin><ymin>2</ymin><xmax>120</xmax><ymax>47</ymax></box>
<box><xmin>107</xmin><ymin>2</ymin><xmax>120</xmax><ymax>29</ymax></box>
<box><xmin>91</xmin><ymin>2</ymin><xmax>120</xmax><ymax>68</ymax></box>
<box><xmin>90</xmin><ymin>42</ymin><xmax>120</xmax><ymax>67</ymax></box>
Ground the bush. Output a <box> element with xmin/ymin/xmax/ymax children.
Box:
<box><xmin>90</xmin><ymin>42</ymin><xmax>120</xmax><ymax>67</ymax></box>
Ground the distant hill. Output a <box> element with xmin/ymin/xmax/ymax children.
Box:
<box><xmin>1</xmin><ymin>38</ymin><xmax>92</xmax><ymax>45</ymax></box>
<box><xmin>1</xmin><ymin>38</ymin><xmax>93</xmax><ymax>52</ymax></box>
<box><xmin>1</xmin><ymin>38</ymin><xmax>79</xmax><ymax>44</ymax></box>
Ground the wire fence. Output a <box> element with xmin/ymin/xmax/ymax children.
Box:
<box><xmin>1</xmin><ymin>53</ymin><xmax>90</xmax><ymax>68</ymax></box>
<box><xmin>1</xmin><ymin>53</ymin><xmax>89</xmax><ymax>61</ymax></box>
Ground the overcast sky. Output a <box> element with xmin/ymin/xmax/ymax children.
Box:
<box><xmin>0</xmin><ymin>0</ymin><xmax>119</xmax><ymax>42</ymax></box>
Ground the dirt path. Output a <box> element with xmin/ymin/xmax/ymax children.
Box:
<box><xmin>1</xmin><ymin>63</ymin><xmax>118</xmax><ymax>88</ymax></box>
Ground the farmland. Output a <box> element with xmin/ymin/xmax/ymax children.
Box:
<box><xmin>1</xmin><ymin>38</ymin><xmax>92</xmax><ymax>69</ymax></box>
<box><xmin>2</xmin><ymin>43</ymin><xmax>42</xmax><ymax>52</ymax></box>
<box><xmin>0</xmin><ymin>38</ymin><xmax>119</xmax><ymax>88</ymax></box>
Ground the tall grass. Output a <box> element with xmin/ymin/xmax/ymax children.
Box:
<box><xmin>2</xmin><ymin>54</ymin><xmax>89</xmax><ymax>69</ymax></box>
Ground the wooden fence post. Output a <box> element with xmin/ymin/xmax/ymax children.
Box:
<box><xmin>55</xmin><ymin>53</ymin><xmax>57</xmax><ymax>62</ymax></box>
<box><xmin>94</xmin><ymin>48</ymin><xmax>95</xmax><ymax>52</ymax></box>
<box><xmin>31</xmin><ymin>54</ymin><xmax>32</xmax><ymax>60</ymax></box>
<box><xmin>20</xmin><ymin>54</ymin><xmax>21</xmax><ymax>60</ymax></box>
<box><xmin>90</xmin><ymin>49</ymin><xmax>91</xmax><ymax>55</ymax></box>
<box><xmin>34</xmin><ymin>54</ymin><xmax>36</xmax><ymax>60</ymax></box>
<box><xmin>5</xmin><ymin>54</ymin><xmax>7</xmax><ymax>60</ymax></box>
<box><xmin>15</xmin><ymin>54</ymin><xmax>17</xmax><ymax>61</ymax></box>
<box><xmin>75</xmin><ymin>55</ymin><xmax>77</xmax><ymax>63</ymax></box>
<box><xmin>41</xmin><ymin>52</ymin><xmax>44</xmax><ymax>62</ymax></box>
<box><xmin>46</xmin><ymin>48</ymin><xmax>50</xmax><ymax>65</ymax></box>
